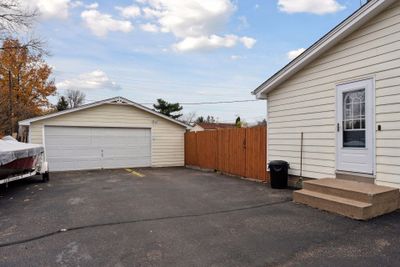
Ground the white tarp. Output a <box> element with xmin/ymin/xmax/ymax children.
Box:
<box><xmin>0</xmin><ymin>136</ymin><xmax>44</xmax><ymax>166</ymax></box>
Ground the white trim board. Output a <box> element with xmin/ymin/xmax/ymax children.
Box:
<box><xmin>335</xmin><ymin>78</ymin><xmax>376</xmax><ymax>175</ymax></box>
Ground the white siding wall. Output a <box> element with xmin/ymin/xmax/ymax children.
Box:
<box><xmin>266</xmin><ymin>2</ymin><xmax>400</xmax><ymax>187</ymax></box>
<box><xmin>29</xmin><ymin>103</ymin><xmax>186</xmax><ymax>167</ymax></box>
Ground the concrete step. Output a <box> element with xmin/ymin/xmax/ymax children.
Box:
<box><xmin>303</xmin><ymin>178</ymin><xmax>399</xmax><ymax>204</ymax></box>
<box><xmin>294</xmin><ymin>179</ymin><xmax>400</xmax><ymax>220</ymax></box>
<box><xmin>293</xmin><ymin>189</ymin><xmax>371</xmax><ymax>220</ymax></box>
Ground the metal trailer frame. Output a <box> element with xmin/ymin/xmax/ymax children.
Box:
<box><xmin>0</xmin><ymin>152</ymin><xmax>49</xmax><ymax>185</ymax></box>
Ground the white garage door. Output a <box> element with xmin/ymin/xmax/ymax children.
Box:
<box><xmin>44</xmin><ymin>126</ymin><xmax>151</xmax><ymax>171</ymax></box>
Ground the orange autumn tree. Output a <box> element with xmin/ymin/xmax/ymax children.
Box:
<box><xmin>0</xmin><ymin>38</ymin><xmax>56</xmax><ymax>135</ymax></box>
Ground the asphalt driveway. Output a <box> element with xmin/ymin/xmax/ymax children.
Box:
<box><xmin>0</xmin><ymin>167</ymin><xmax>400</xmax><ymax>267</ymax></box>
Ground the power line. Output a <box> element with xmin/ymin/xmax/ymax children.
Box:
<box><xmin>84</xmin><ymin>99</ymin><xmax>262</xmax><ymax>105</ymax></box>
<box><xmin>139</xmin><ymin>99</ymin><xmax>262</xmax><ymax>105</ymax></box>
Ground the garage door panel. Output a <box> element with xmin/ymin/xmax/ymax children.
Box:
<box><xmin>50</xmin><ymin>159</ymin><xmax>102</xmax><ymax>172</ymax></box>
<box><xmin>45</xmin><ymin>127</ymin><xmax>151</xmax><ymax>171</ymax></box>
<box><xmin>45</xmin><ymin>135</ymin><xmax>92</xmax><ymax>146</ymax></box>
<box><xmin>92</xmin><ymin>128</ymin><xmax>149</xmax><ymax>137</ymax></box>
<box><xmin>102</xmin><ymin>156</ymin><xmax>151</xmax><ymax>169</ymax></box>
<box><xmin>46</xmin><ymin>147</ymin><xmax>101</xmax><ymax>158</ymax></box>
<box><xmin>46</xmin><ymin>127</ymin><xmax>92</xmax><ymax>135</ymax></box>
<box><xmin>103</xmin><ymin>147</ymin><xmax>149</xmax><ymax>157</ymax></box>
<box><xmin>92</xmin><ymin>136</ymin><xmax>150</xmax><ymax>146</ymax></box>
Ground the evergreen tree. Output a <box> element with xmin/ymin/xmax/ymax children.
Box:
<box><xmin>235</xmin><ymin>116</ymin><xmax>242</xmax><ymax>128</ymax></box>
<box><xmin>56</xmin><ymin>96</ymin><xmax>69</xmax><ymax>111</ymax></box>
<box><xmin>153</xmin><ymin>98</ymin><xmax>183</xmax><ymax>119</ymax></box>
<box><xmin>195</xmin><ymin>116</ymin><xmax>205</xmax><ymax>123</ymax></box>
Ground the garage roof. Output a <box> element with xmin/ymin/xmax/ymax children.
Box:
<box><xmin>252</xmin><ymin>0</ymin><xmax>395</xmax><ymax>98</ymax></box>
<box><xmin>19</xmin><ymin>96</ymin><xmax>189</xmax><ymax>128</ymax></box>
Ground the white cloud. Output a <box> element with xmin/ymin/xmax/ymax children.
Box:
<box><xmin>287</xmin><ymin>48</ymin><xmax>306</xmax><ymax>60</ymax></box>
<box><xmin>278</xmin><ymin>0</ymin><xmax>345</xmax><ymax>15</ymax></box>
<box><xmin>81</xmin><ymin>9</ymin><xmax>133</xmax><ymax>37</ymax></box>
<box><xmin>28</xmin><ymin>0</ymin><xmax>101</xmax><ymax>19</ymax></box>
<box><xmin>174</xmin><ymin>35</ymin><xmax>237</xmax><ymax>52</ymax></box>
<box><xmin>141</xmin><ymin>7</ymin><xmax>163</xmax><ymax>18</ymax></box>
<box><xmin>69</xmin><ymin>1</ymin><xmax>97</xmax><ymax>9</ymax></box>
<box><xmin>174</xmin><ymin>34</ymin><xmax>256</xmax><ymax>52</ymax></box>
<box><xmin>140</xmin><ymin>23</ymin><xmax>160</xmax><ymax>33</ymax></box>
<box><xmin>30</xmin><ymin>0</ymin><xmax>71</xmax><ymax>19</ymax></box>
<box><xmin>70</xmin><ymin>1</ymin><xmax>83</xmax><ymax>8</ymax></box>
<box><xmin>116</xmin><ymin>5</ymin><xmax>141</xmax><ymax>18</ymax></box>
<box><xmin>240</xmin><ymin>37</ymin><xmax>256</xmax><ymax>49</ymax></box>
<box><xmin>86</xmin><ymin>2</ymin><xmax>99</xmax><ymax>9</ymax></box>
<box><xmin>137</xmin><ymin>0</ymin><xmax>256</xmax><ymax>52</ymax></box>
<box><xmin>56</xmin><ymin>70</ymin><xmax>121</xmax><ymax>91</ymax></box>
<box><xmin>141</xmin><ymin>0</ymin><xmax>236</xmax><ymax>38</ymax></box>
<box><xmin>231</xmin><ymin>55</ymin><xmax>246</xmax><ymax>60</ymax></box>
<box><xmin>147</xmin><ymin>0</ymin><xmax>235</xmax><ymax>38</ymax></box>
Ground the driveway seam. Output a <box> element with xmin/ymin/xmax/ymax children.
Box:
<box><xmin>0</xmin><ymin>198</ymin><xmax>291</xmax><ymax>248</ymax></box>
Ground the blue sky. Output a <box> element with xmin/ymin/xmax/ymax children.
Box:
<box><xmin>31</xmin><ymin>0</ymin><xmax>366</xmax><ymax>123</ymax></box>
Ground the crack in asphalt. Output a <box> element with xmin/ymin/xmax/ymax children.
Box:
<box><xmin>0</xmin><ymin>198</ymin><xmax>291</xmax><ymax>248</ymax></box>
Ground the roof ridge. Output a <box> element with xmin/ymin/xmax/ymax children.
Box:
<box><xmin>19</xmin><ymin>96</ymin><xmax>189</xmax><ymax>129</ymax></box>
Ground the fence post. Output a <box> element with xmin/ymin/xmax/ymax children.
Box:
<box><xmin>244</xmin><ymin>127</ymin><xmax>247</xmax><ymax>178</ymax></box>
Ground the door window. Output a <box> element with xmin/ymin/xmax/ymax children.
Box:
<box><xmin>343</xmin><ymin>89</ymin><xmax>366</xmax><ymax>148</ymax></box>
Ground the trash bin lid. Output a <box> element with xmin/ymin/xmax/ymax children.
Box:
<box><xmin>268</xmin><ymin>160</ymin><xmax>289</xmax><ymax>167</ymax></box>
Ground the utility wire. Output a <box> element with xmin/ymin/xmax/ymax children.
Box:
<box><xmin>143</xmin><ymin>99</ymin><xmax>261</xmax><ymax>105</ymax></box>
<box><xmin>85</xmin><ymin>99</ymin><xmax>262</xmax><ymax>105</ymax></box>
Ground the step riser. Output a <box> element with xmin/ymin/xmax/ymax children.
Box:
<box><xmin>295</xmin><ymin>179</ymin><xmax>400</xmax><ymax>220</ymax></box>
<box><xmin>370</xmin><ymin>191</ymin><xmax>400</xmax><ymax>205</ymax></box>
<box><xmin>304</xmin><ymin>183</ymin><xmax>370</xmax><ymax>203</ymax></box>
<box><xmin>293</xmin><ymin>191</ymin><xmax>366</xmax><ymax>220</ymax></box>
<box><xmin>365</xmin><ymin>201</ymin><xmax>399</xmax><ymax>219</ymax></box>
<box><xmin>304</xmin><ymin>183</ymin><xmax>400</xmax><ymax>204</ymax></box>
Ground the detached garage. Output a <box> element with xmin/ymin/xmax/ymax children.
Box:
<box><xmin>18</xmin><ymin>97</ymin><xmax>188</xmax><ymax>171</ymax></box>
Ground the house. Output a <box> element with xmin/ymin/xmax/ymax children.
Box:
<box><xmin>252</xmin><ymin>0</ymin><xmax>400</xmax><ymax>219</ymax></box>
<box><xmin>19</xmin><ymin>97</ymin><xmax>188</xmax><ymax>172</ymax></box>
<box><xmin>190</xmin><ymin>122</ymin><xmax>237</xmax><ymax>132</ymax></box>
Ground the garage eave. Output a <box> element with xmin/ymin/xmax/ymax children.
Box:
<box><xmin>18</xmin><ymin>96</ymin><xmax>190</xmax><ymax>129</ymax></box>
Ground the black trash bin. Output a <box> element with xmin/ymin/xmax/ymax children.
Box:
<box><xmin>268</xmin><ymin>160</ymin><xmax>289</xmax><ymax>189</ymax></box>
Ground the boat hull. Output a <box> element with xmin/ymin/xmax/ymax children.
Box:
<box><xmin>0</xmin><ymin>156</ymin><xmax>38</xmax><ymax>179</ymax></box>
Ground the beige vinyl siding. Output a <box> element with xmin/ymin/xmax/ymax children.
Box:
<box><xmin>267</xmin><ymin>2</ymin><xmax>400</xmax><ymax>187</ymax></box>
<box><xmin>29</xmin><ymin>103</ymin><xmax>185</xmax><ymax>167</ymax></box>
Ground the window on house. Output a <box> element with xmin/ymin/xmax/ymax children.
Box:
<box><xmin>343</xmin><ymin>89</ymin><xmax>366</xmax><ymax>148</ymax></box>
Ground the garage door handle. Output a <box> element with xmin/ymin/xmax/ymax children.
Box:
<box><xmin>101</xmin><ymin>149</ymin><xmax>103</xmax><ymax>157</ymax></box>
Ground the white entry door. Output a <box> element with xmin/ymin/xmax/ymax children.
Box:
<box><xmin>336</xmin><ymin>79</ymin><xmax>374</xmax><ymax>174</ymax></box>
<box><xmin>44</xmin><ymin>126</ymin><xmax>151</xmax><ymax>171</ymax></box>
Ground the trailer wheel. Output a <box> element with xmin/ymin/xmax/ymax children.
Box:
<box><xmin>42</xmin><ymin>172</ymin><xmax>50</xmax><ymax>183</ymax></box>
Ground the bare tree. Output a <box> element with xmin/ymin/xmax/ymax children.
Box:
<box><xmin>181</xmin><ymin>111</ymin><xmax>197</xmax><ymax>125</ymax></box>
<box><xmin>66</xmin><ymin>90</ymin><xmax>86</xmax><ymax>109</ymax></box>
<box><xmin>0</xmin><ymin>1</ymin><xmax>47</xmax><ymax>55</ymax></box>
<box><xmin>256</xmin><ymin>119</ymin><xmax>267</xmax><ymax>126</ymax></box>
<box><xmin>0</xmin><ymin>0</ymin><xmax>37</xmax><ymax>36</ymax></box>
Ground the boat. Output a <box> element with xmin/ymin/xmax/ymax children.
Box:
<box><xmin>0</xmin><ymin>136</ymin><xmax>49</xmax><ymax>184</ymax></box>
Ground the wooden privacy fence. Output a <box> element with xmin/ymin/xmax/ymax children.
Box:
<box><xmin>185</xmin><ymin>127</ymin><xmax>268</xmax><ymax>181</ymax></box>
